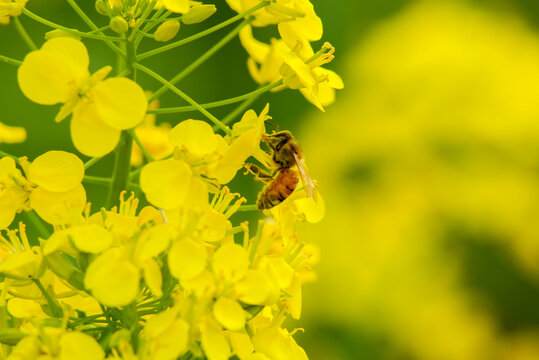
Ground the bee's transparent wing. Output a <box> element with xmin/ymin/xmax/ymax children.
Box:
<box><xmin>293</xmin><ymin>152</ymin><xmax>317</xmax><ymax>201</ymax></box>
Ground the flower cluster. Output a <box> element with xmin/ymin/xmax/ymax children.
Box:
<box><xmin>227</xmin><ymin>0</ymin><xmax>343</xmax><ymax>110</ymax></box>
<box><xmin>0</xmin><ymin>0</ymin><xmax>338</xmax><ymax>359</ymax></box>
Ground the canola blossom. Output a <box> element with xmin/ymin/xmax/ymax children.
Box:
<box><xmin>0</xmin><ymin>0</ymin><xmax>340</xmax><ymax>359</ymax></box>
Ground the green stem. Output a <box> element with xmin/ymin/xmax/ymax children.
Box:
<box><xmin>129</xmin><ymin>166</ymin><xmax>144</xmax><ymax>179</ymax></box>
<box><xmin>135</xmin><ymin>8</ymin><xmax>169</xmax><ymax>49</ymax></box>
<box><xmin>83</xmin><ymin>157</ymin><xmax>103</xmax><ymax>169</ymax></box>
<box><xmin>219</xmin><ymin>90</ymin><xmax>262</xmax><ymax>128</ymax></box>
<box><xmin>107</xmin><ymin>131</ymin><xmax>133</xmax><ymax>207</ymax></box>
<box><xmin>137</xmin><ymin>1</ymin><xmax>270</xmax><ymax>61</ymax></box>
<box><xmin>23</xmin><ymin>9</ymin><xmax>125</xmax><ymax>42</ymax></box>
<box><xmin>0</xmin><ymin>54</ymin><xmax>21</xmax><ymax>67</ymax></box>
<box><xmin>128</xmin><ymin>129</ymin><xmax>155</xmax><ymax>161</ymax></box>
<box><xmin>135</xmin><ymin>63</ymin><xmax>231</xmax><ymax>135</ymax></box>
<box><xmin>83</xmin><ymin>175</ymin><xmax>112</xmax><ymax>186</ymax></box>
<box><xmin>88</xmin><ymin>24</ymin><xmax>112</xmax><ymax>34</ymax></box>
<box><xmin>65</xmin><ymin>0</ymin><xmax>126</xmax><ymax>57</ymax></box>
<box><xmin>23</xmin><ymin>210</ymin><xmax>50</xmax><ymax>238</ymax></box>
<box><xmin>13</xmin><ymin>17</ymin><xmax>36</xmax><ymax>50</ymax></box>
<box><xmin>148</xmin><ymin>18</ymin><xmax>252</xmax><ymax>102</ymax></box>
<box><xmin>33</xmin><ymin>279</ymin><xmax>62</xmax><ymax>318</ymax></box>
<box><xmin>107</xmin><ymin>30</ymin><xmax>138</xmax><ymax>207</ymax></box>
<box><xmin>249</xmin><ymin>220</ymin><xmax>265</xmax><ymax>263</ymax></box>
<box><xmin>0</xmin><ymin>150</ymin><xmax>19</xmax><ymax>162</ymax></box>
<box><xmin>128</xmin><ymin>0</ymin><xmax>155</xmax><ymax>42</ymax></box>
<box><xmin>148</xmin><ymin>80</ymin><xmax>281</xmax><ymax>115</ymax></box>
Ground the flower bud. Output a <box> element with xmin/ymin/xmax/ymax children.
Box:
<box><xmin>110</xmin><ymin>16</ymin><xmax>129</xmax><ymax>34</ymax></box>
<box><xmin>44</xmin><ymin>29</ymin><xmax>81</xmax><ymax>41</ymax></box>
<box><xmin>182</xmin><ymin>4</ymin><xmax>217</xmax><ymax>25</ymax></box>
<box><xmin>154</xmin><ymin>20</ymin><xmax>180</xmax><ymax>42</ymax></box>
<box><xmin>95</xmin><ymin>0</ymin><xmax>108</xmax><ymax>15</ymax></box>
<box><xmin>112</xmin><ymin>0</ymin><xmax>124</xmax><ymax>14</ymax></box>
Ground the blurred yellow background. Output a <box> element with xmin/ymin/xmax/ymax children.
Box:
<box><xmin>299</xmin><ymin>1</ymin><xmax>539</xmax><ymax>359</ymax></box>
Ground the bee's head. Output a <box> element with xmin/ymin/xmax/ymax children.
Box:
<box><xmin>264</xmin><ymin>131</ymin><xmax>294</xmax><ymax>151</ymax></box>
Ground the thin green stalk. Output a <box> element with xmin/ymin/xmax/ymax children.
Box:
<box><xmin>148</xmin><ymin>18</ymin><xmax>252</xmax><ymax>102</ymax></box>
<box><xmin>128</xmin><ymin>129</ymin><xmax>155</xmax><ymax>161</ymax></box>
<box><xmin>107</xmin><ymin>132</ymin><xmax>133</xmax><ymax>207</ymax></box>
<box><xmin>107</xmin><ymin>29</ymin><xmax>137</xmax><ymax>207</ymax></box>
<box><xmin>84</xmin><ymin>157</ymin><xmax>103</xmax><ymax>169</ymax></box>
<box><xmin>88</xmin><ymin>24</ymin><xmax>112</xmax><ymax>34</ymax></box>
<box><xmin>23</xmin><ymin>211</ymin><xmax>50</xmax><ymax>238</ymax></box>
<box><xmin>0</xmin><ymin>150</ymin><xmax>19</xmax><ymax>162</ymax></box>
<box><xmin>65</xmin><ymin>0</ymin><xmax>125</xmax><ymax>57</ymax></box>
<box><xmin>135</xmin><ymin>63</ymin><xmax>232</xmax><ymax>135</ymax></box>
<box><xmin>13</xmin><ymin>17</ymin><xmax>36</xmax><ymax>50</ymax></box>
<box><xmin>83</xmin><ymin>175</ymin><xmax>112</xmax><ymax>186</ymax></box>
<box><xmin>23</xmin><ymin>9</ymin><xmax>125</xmax><ymax>42</ymax></box>
<box><xmin>137</xmin><ymin>1</ymin><xmax>270</xmax><ymax>61</ymax></box>
<box><xmin>135</xmin><ymin>8</ymin><xmax>169</xmax><ymax>48</ymax></box>
<box><xmin>33</xmin><ymin>279</ymin><xmax>62</xmax><ymax>318</ymax></box>
<box><xmin>249</xmin><ymin>220</ymin><xmax>265</xmax><ymax>263</ymax></box>
<box><xmin>128</xmin><ymin>0</ymin><xmax>156</xmax><ymax>42</ymax></box>
<box><xmin>148</xmin><ymin>80</ymin><xmax>281</xmax><ymax>115</ymax></box>
<box><xmin>219</xmin><ymin>90</ymin><xmax>262</xmax><ymax>127</ymax></box>
<box><xmin>129</xmin><ymin>166</ymin><xmax>144</xmax><ymax>179</ymax></box>
<box><xmin>0</xmin><ymin>54</ymin><xmax>21</xmax><ymax>66</ymax></box>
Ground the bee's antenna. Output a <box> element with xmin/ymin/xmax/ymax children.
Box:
<box><xmin>264</xmin><ymin>120</ymin><xmax>279</xmax><ymax>131</ymax></box>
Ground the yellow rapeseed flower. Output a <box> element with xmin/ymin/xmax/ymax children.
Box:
<box><xmin>17</xmin><ymin>37</ymin><xmax>147</xmax><ymax>156</ymax></box>
<box><xmin>0</xmin><ymin>0</ymin><xmax>27</xmax><ymax>25</ymax></box>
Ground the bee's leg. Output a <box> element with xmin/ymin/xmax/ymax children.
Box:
<box><xmin>244</xmin><ymin>163</ymin><xmax>274</xmax><ymax>183</ymax></box>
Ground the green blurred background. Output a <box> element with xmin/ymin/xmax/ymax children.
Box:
<box><xmin>4</xmin><ymin>0</ymin><xmax>539</xmax><ymax>359</ymax></box>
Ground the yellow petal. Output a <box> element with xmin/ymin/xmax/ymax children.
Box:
<box><xmin>68</xmin><ymin>224</ymin><xmax>113</xmax><ymax>254</ymax></box>
<box><xmin>212</xmin><ymin>243</ymin><xmax>249</xmax><ymax>282</ymax></box>
<box><xmin>71</xmin><ymin>100</ymin><xmax>121</xmax><ymax>157</ymax></box>
<box><xmin>140</xmin><ymin>159</ymin><xmax>192</xmax><ymax>209</ymax></box>
<box><xmin>31</xmin><ymin>184</ymin><xmax>86</xmax><ymax>225</ymax></box>
<box><xmin>267</xmin><ymin>257</ymin><xmax>294</xmax><ymax>289</ymax></box>
<box><xmin>161</xmin><ymin>0</ymin><xmax>190</xmax><ymax>13</ymax></box>
<box><xmin>136</xmin><ymin>223</ymin><xmax>175</xmax><ymax>263</ymax></box>
<box><xmin>228</xmin><ymin>331</ymin><xmax>254</xmax><ymax>360</ymax></box>
<box><xmin>154</xmin><ymin>319</ymin><xmax>190</xmax><ymax>359</ymax></box>
<box><xmin>59</xmin><ymin>331</ymin><xmax>105</xmax><ymax>360</ymax></box>
<box><xmin>28</xmin><ymin>151</ymin><xmax>84</xmax><ymax>192</ymax></box>
<box><xmin>294</xmin><ymin>192</ymin><xmax>325</xmax><ymax>223</ymax></box>
<box><xmin>283</xmin><ymin>274</ymin><xmax>302</xmax><ymax>320</ymax></box>
<box><xmin>200</xmin><ymin>209</ymin><xmax>227</xmax><ymax>243</ymax></box>
<box><xmin>235</xmin><ymin>269</ymin><xmax>272</xmax><ymax>305</ymax></box>
<box><xmin>289</xmin><ymin>0</ymin><xmax>323</xmax><ymax>41</ymax></box>
<box><xmin>181</xmin><ymin>270</ymin><xmax>216</xmax><ymax>298</ymax></box>
<box><xmin>7</xmin><ymin>298</ymin><xmax>47</xmax><ymax>318</ymax></box>
<box><xmin>90</xmin><ymin>77</ymin><xmax>147</xmax><ymax>130</ymax></box>
<box><xmin>213</xmin><ymin>297</ymin><xmax>245</xmax><ymax>331</ymax></box>
<box><xmin>168</xmin><ymin>238</ymin><xmax>207</xmax><ymax>281</ymax></box>
<box><xmin>17</xmin><ymin>50</ymin><xmax>75</xmax><ymax>105</ymax></box>
<box><xmin>144</xmin><ymin>307</ymin><xmax>178</xmax><ymax>338</ymax></box>
<box><xmin>41</xmin><ymin>37</ymin><xmax>90</xmax><ymax>85</ymax></box>
<box><xmin>169</xmin><ymin>119</ymin><xmax>218</xmax><ymax>157</ymax></box>
<box><xmin>84</xmin><ymin>249</ymin><xmax>139</xmax><ymax>307</ymax></box>
<box><xmin>143</xmin><ymin>258</ymin><xmax>163</xmax><ymax>298</ymax></box>
<box><xmin>0</xmin><ymin>186</ymin><xmax>26</xmax><ymax>229</ymax></box>
<box><xmin>201</xmin><ymin>319</ymin><xmax>231</xmax><ymax>360</ymax></box>
<box><xmin>239</xmin><ymin>25</ymin><xmax>269</xmax><ymax>64</ymax></box>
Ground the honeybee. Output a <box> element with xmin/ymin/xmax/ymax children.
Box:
<box><xmin>246</xmin><ymin>130</ymin><xmax>317</xmax><ymax>210</ymax></box>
